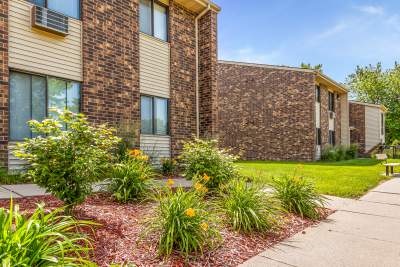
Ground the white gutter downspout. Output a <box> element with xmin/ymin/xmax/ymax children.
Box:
<box><xmin>195</xmin><ymin>3</ymin><xmax>211</xmax><ymax>138</ymax></box>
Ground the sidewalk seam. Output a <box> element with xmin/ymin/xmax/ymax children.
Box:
<box><xmin>259</xmin><ymin>255</ymin><xmax>299</xmax><ymax>267</ymax></box>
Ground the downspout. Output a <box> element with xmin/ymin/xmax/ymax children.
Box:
<box><xmin>195</xmin><ymin>3</ymin><xmax>211</xmax><ymax>138</ymax></box>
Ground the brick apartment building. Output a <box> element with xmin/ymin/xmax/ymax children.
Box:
<box><xmin>0</xmin><ymin>0</ymin><xmax>220</xmax><ymax>169</ymax></box>
<box><xmin>216</xmin><ymin>61</ymin><xmax>350</xmax><ymax>161</ymax></box>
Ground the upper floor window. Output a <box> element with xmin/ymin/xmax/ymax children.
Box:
<box><xmin>140</xmin><ymin>0</ymin><xmax>168</xmax><ymax>41</ymax></box>
<box><xmin>315</xmin><ymin>85</ymin><xmax>321</xmax><ymax>103</ymax></box>
<box><xmin>328</xmin><ymin>92</ymin><xmax>335</xmax><ymax>112</ymax></box>
<box><xmin>141</xmin><ymin>95</ymin><xmax>169</xmax><ymax>135</ymax></box>
<box><xmin>28</xmin><ymin>0</ymin><xmax>81</xmax><ymax>19</ymax></box>
<box><xmin>10</xmin><ymin>71</ymin><xmax>81</xmax><ymax>141</ymax></box>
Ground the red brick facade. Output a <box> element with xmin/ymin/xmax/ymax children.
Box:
<box><xmin>0</xmin><ymin>0</ymin><xmax>8</xmax><ymax>167</ymax></box>
<box><xmin>198</xmin><ymin>10</ymin><xmax>218</xmax><ymax>138</ymax></box>
<box><xmin>81</xmin><ymin>0</ymin><xmax>141</xmax><ymax>129</ymax></box>
<box><xmin>349</xmin><ymin>102</ymin><xmax>366</xmax><ymax>153</ymax></box>
<box><xmin>217</xmin><ymin>63</ymin><xmax>317</xmax><ymax>161</ymax></box>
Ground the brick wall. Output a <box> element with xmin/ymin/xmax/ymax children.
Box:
<box><xmin>81</xmin><ymin>0</ymin><xmax>140</xmax><ymax>135</ymax></box>
<box><xmin>217</xmin><ymin>63</ymin><xmax>316</xmax><ymax>161</ymax></box>
<box><xmin>349</xmin><ymin>102</ymin><xmax>366</xmax><ymax>153</ymax></box>
<box><xmin>198</xmin><ymin>10</ymin><xmax>218</xmax><ymax>138</ymax></box>
<box><xmin>169</xmin><ymin>1</ymin><xmax>197</xmax><ymax>157</ymax></box>
<box><xmin>0</xmin><ymin>0</ymin><xmax>8</xmax><ymax>167</ymax></box>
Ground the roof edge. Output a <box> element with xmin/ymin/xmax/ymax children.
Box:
<box><xmin>350</xmin><ymin>101</ymin><xmax>388</xmax><ymax>112</ymax></box>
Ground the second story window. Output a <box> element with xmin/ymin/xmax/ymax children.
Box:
<box><xmin>28</xmin><ymin>0</ymin><xmax>81</xmax><ymax>19</ymax></box>
<box><xmin>328</xmin><ymin>92</ymin><xmax>335</xmax><ymax>112</ymax></box>
<box><xmin>140</xmin><ymin>0</ymin><xmax>168</xmax><ymax>41</ymax></box>
<box><xmin>315</xmin><ymin>85</ymin><xmax>321</xmax><ymax>103</ymax></box>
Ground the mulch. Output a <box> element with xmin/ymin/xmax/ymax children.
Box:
<box><xmin>0</xmin><ymin>194</ymin><xmax>333</xmax><ymax>267</ymax></box>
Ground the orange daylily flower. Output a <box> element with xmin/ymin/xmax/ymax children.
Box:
<box><xmin>185</xmin><ymin>208</ymin><xmax>196</xmax><ymax>217</ymax></box>
<box><xmin>200</xmin><ymin>222</ymin><xmax>209</xmax><ymax>231</ymax></box>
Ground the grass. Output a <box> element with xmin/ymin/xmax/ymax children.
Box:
<box><xmin>0</xmin><ymin>168</ymin><xmax>30</xmax><ymax>185</ymax></box>
<box><xmin>235</xmin><ymin>158</ymin><xmax>400</xmax><ymax>198</ymax></box>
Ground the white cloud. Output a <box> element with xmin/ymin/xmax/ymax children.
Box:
<box><xmin>219</xmin><ymin>47</ymin><xmax>283</xmax><ymax>65</ymax></box>
<box><xmin>355</xmin><ymin>5</ymin><xmax>384</xmax><ymax>15</ymax></box>
<box><xmin>311</xmin><ymin>22</ymin><xmax>348</xmax><ymax>42</ymax></box>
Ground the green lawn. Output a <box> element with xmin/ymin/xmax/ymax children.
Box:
<box><xmin>236</xmin><ymin>158</ymin><xmax>400</xmax><ymax>198</ymax></box>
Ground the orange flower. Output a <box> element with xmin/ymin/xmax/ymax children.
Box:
<box><xmin>194</xmin><ymin>182</ymin><xmax>203</xmax><ymax>191</ymax></box>
<box><xmin>129</xmin><ymin>149</ymin><xmax>142</xmax><ymax>157</ymax></box>
<box><xmin>185</xmin><ymin>208</ymin><xmax>196</xmax><ymax>217</ymax></box>
<box><xmin>203</xmin><ymin>173</ymin><xmax>210</xmax><ymax>182</ymax></box>
<box><xmin>200</xmin><ymin>222</ymin><xmax>209</xmax><ymax>231</ymax></box>
<box><xmin>166</xmin><ymin>179</ymin><xmax>175</xmax><ymax>187</ymax></box>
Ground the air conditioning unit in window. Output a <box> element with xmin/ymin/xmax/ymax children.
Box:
<box><xmin>329</xmin><ymin>111</ymin><xmax>336</xmax><ymax>119</ymax></box>
<box><xmin>31</xmin><ymin>5</ymin><xmax>69</xmax><ymax>36</ymax></box>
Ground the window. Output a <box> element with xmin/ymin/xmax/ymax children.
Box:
<box><xmin>316</xmin><ymin>128</ymin><xmax>321</xmax><ymax>146</ymax></box>
<box><xmin>328</xmin><ymin>92</ymin><xmax>335</xmax><ymax>112</ymax></box>
<box><xmin>315</xmin><ymin>86</ymin><xmax>321</xmax><ymax>103</ymax></box>
<box><xmin>139</xmin><ymin>0</ymin><xmax>168</xmax><ymax>41</ymax></box>
<box><xmin>9</xmin><ymin>72</ymin><xmax>81</xmax><ymax>141</ymax></box>
<box><xmin>28</xmin><ymin>0</ymin><xmax>81</xmax><ymax>19</ymax></box>
<box><xmin>329</xmin><ymin>130</ymin><xmax>336</xmax><ymax>146</ymax></box>
<box><xmin>141</xmin><ymin>95</ymin><xmax>169</xmax><ymax>135</ymax></box>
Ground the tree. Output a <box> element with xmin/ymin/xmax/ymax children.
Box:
<box><xmin>300</xmin><ymin>63</ymin><xmax>323</xmax><ymax>73</ymax></box>
<box><xmin>347</xmin><ymin>62</ymin><xmax>400</xmax><ymax>144</ymax></box>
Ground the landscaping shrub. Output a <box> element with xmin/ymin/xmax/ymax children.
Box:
<box><xmin>218</xmin><ymin>179</ymin><xmax>278</xmax><ymax>233</ymax></box>
<box><xmin>161</xmin><ymin>158</ymin><xmax>177</xmax><ymax>177</ymax></box>
<box><xmin>115</xmin><ymin>119</ymin><xmax>139</xmax><ymax>161</ymax></box>
<box><xmin>179</xmin><ymin>138</ymin><xmax>238</xmax><ymax>190</ymax></box>
<box><xmin>0</xmin><ymin>168</ymin><xmax>29</xmax><ymax>185</ymax></box>
<box><xmin>321</xmin><ymin>145</ymin><xmax>358</xmax><ymax>161</ymax></box>
<box><xmin>15</xmin><ymin>110</ymin><xmax>120</xmax><ymax>211</ymax></box>
<box><xmin>270</xmin><ymin>175</ymin><xmax>326</xmax><ymax>219</ymax></box>
<box><xmin>109</xmin><ymin>150</ymin><xmax>155</xmax><ymax>203</ymax></box>
<box><xmin>0</xmin><ymin>201</ymin><xmax>95</xmax><ymax>266</ymax></box>
<box><xmin>147</xmin><ymin>187</ymin><xmax>220</xmax><ymax>257</ymax></box>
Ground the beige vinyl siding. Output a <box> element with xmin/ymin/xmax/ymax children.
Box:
<box><xmin>8</xmin><ymin>142</ymin><xmax>28</xmax><ymax>172</ymax></box>
<box><xmin>340</xmin><ymin>93</ymin><xmax>350</xmax><ymax>145</ymax></box>
<box><xmin>8</xmin><ymin>0</ymin><xmax>83</xmax><ymax>81</ymax></box>
<box><xmin>139</xmin><ymin>33</ymin><xmax>170</xmax><ymax>98</ymax></box>
<box><xmin>140</xmin><ymin>135</ymin><xmax>171</xmax><ymax>165</ymax></box>
<box><xmin>365</xmin><ymin>106</ymin><xmax>383</xmax><ymax>151</ymax></box>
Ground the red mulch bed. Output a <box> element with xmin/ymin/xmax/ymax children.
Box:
<box><xmin>0</xmin><ymin>195</ymin><xmax>333</xmax><ymax>266</ymax></box>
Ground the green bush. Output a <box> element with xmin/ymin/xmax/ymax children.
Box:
<box><xmin>146</xmin><ymin>187</ymin><xmax>220</xmax><ymax>257</ymax></box>
<box><xmin>218</xmin><ymin>179</ymin><xmax>278</xmax><ymax>233</ymax></box>
<box><xmin>0</xmin><ymin>201</ymin><xmax>95</xmax><ymax>266</ymax></box>
<box><xmin>270</xmin><ymin>175</ymin><xmax>326</xmax><ymax>219</ymax></box>
<box><xmin>161</xmin><ymin>158</ymin><xmax>177</xmax><ymax>177</ymax></box>
<box><xmin>321</xmin><ymin>145</ymin><xmax>358</xmax><ymax>161</ymax></box>
<box><xmin>15</xmin><ymin>110</ymin><xmax>120</xmax><ymax>211</ymax></box>
<box><xmin>109</xmin><ymin>153</ymin><xmax>155</xmax><ymax>203</ymax></box>
<box><xmin>179</xmin><ymin>138</ymin><xmax>238</xmax><ymax>190</ymax></box>
<box><xmin>0</xmin><ymin>168</ymin><xmax>29</xmax><ymax>185</ymax></box>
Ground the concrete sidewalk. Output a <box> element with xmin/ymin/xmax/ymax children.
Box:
<box><xmin>242</xmin><ymin>178</ymin><xmax>400</xmax><ymax>267</ymax></box>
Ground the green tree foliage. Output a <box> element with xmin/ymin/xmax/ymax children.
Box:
<box><xmin>300</xmin><ymin>63</ymin><xmax>323</xmax><ymax>73</ymax></box>
<box><xmin>347</xmin><ymin>62</ymin><xmax>400</xmax><ymax>144</ymax></box>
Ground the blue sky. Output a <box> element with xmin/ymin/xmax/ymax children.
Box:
<box><xmin>215</xmin><ymin>0</ymin><xmax>400</xmax><ymax>82</ymax></box>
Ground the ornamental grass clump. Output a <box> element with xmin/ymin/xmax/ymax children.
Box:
<box><xmin>146</xmin><ymin>186</ymin><xmax>220</xmax><ymax>258</ymax></box>
<box><xmin>15</xmin><ymin>110</ymin><xmax>120</xmax><ymax>212</ymax></box>
<box><xmin>270</xmin><ymin>174</ymin><xmax>326</xmax><ymax>220</ymax></box>
<box><xmin>219</xmin><ymin>179</ymin><xmax>278</xmax><ymax>233</ymax></box>
<box><xmin>179</xmin><ymin>138</ymin><xmax>238</xmax><ymax>190</ymax></box>
<box><xmin>109</xmin><ymin>149</ymin><xmax>155</xmax><ymax>203</ymax></box>
<box><xmin>0</xmin><ymin>201</ymin><xmax>96</xmax><ymax>266</ymax></box>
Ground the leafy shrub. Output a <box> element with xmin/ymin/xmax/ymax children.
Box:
<box><xmin>109</xmin><ymin>150</ymin><xmax>155</xmax><ymax>203</ymax></box>
<box><xmin>0</xmin><ymin>201</ymin><xmax>95</xmax><ymax>266</ymax></box>
<box><xmin>321</xmin><ymin>145</ymin><xmax>358</xmax><ymax>161</ymax></box>
<box><xmin>218</xmin><ymin>179</ymin><xmax>278</xmax><ymax>233</ymax></box>
<box><xmin>0</xmin><ymin>168</ymin><xmax>29</xmax><ymax>185</ymax></box>
<box><xmin>15</xmin><ymin>110</ymin><xmax>120</xmax><ymax>211</ymax></box>
<box><xmin>179</xmin><ymin>138</ymin><xmax>238</xmax><ymax>190</ymax></box>
<box><xmin>270</xmin><ymin>175</ymin><xmax>326</xmax><ymax>219</ymax></box>
<box><xmin>146</xmin><ymin>187</ymin><xmax>220</xmax><ymax>257</ymax></box>
<box><xmin>161</xmin><ymin>158</ymin><xmax>177</xmax><ymax>177</ymax></box>
<box><xmin>115</xmin><ymin>119</ymin><xmax>139</xmax><ymax>161</ymax></box>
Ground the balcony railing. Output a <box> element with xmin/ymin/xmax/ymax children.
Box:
<box><xmin>31</xmin><ymin>5</ymin><xmax>69</xmax><ymax>36</ymax></box>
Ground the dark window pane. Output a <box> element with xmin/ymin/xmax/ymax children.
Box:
<box><xmin>141</xmin><ymin>96</ymin><xmax>153</xmax><ymax>134</ymax></box>
<box><xmin>66</xmin><ymin>82</ymin><xmax>80</xmax><ymax>113</ymax></box>
<box><xmin>48</xmin><ymin>78</ymin><xmax>67</xmax><ymax>120</ymax></box>
<box><xmin>31</xmin><ymin>76</ymin><xmax>46</xmax><ymax>137</ymax></box>
<box><xmin>140</xmin><ymin>0</ymin><xmax>152</xmax><ymax>35</ymax></box>
<box><xmin>155</xmin><ymin>97</ymin><xmax>168</xmax><ymax>135</ymax></box>
<box><xmin>10</xmin><ymin>73</ymin><xmax>32</xmax><ymax>140</ymax></box>
<box><xmin>47</xmin><ymin>0</ymin><xmax>80</xmax><ymax>19</ymax></box>
<box><xmin>154</xmin><ymin>2</ymin><xmax>167</xmax><ymax>41</ymax></box>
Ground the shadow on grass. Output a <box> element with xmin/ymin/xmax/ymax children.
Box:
<box><xmin>236</xmin><ymin>158</ymin><xmax>382</xmax><ymax>167</ymax></box>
